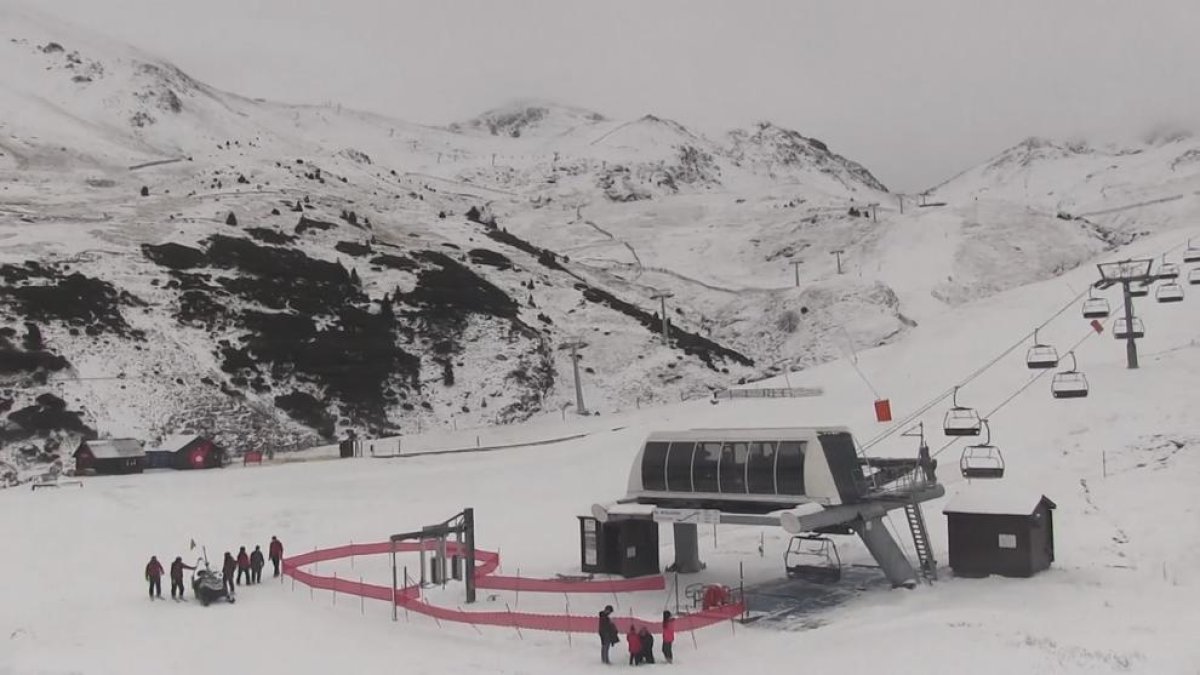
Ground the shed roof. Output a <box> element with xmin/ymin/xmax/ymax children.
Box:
<box><xmin>80</xmin><ymin>439</ymin><xmax>144</xmax><ymax>459</ymax></box>
<box><xmin>156</xmin><ymin>434</ymin><xmax>205</xmax><ymax>453</ymax></box>
<box><xmin>943</xmin><ymin>487</ymin><xmax>1056</xmax><ymax>516</ymax></box>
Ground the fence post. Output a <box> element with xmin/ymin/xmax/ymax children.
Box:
<box><xmin>333</xmin><ymin>572</ymin><xmax>338</xmax><ymax>606</ymax></box>
<box><xmin>515</xmin><ymin>568</ymin><xmax>521</xmax><ymax>608</ymax></box>
<box><xmin>359</xmin><ymin>577</ymin><xmax>365</xmax><ymax>615</ymax></box>
<box><xmin>565</xmin><ymin>594</ymin><xmax>573</xmax><ymax>646</ymax></box>
<box><xmin>350</xmin><ymin>541</ymin><xmax>355</xmax><ymax>569</ymax></box>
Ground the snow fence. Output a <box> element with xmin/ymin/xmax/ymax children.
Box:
<box><xmin>283</xmin><ymin>541</ymin><xmax>745</xmax><ymax>634</ymax></box>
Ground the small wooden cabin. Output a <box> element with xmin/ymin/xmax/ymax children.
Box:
<box><xmin>943</xmin><ymin>489</ymin><xmax>1056</xmax><ymax>578</ymax></box>
<box><xmin>74</xmin><ymin>439</ymin><xmax>145</xmax><ymax>475</ymax></box>
<box><xmin>153</xmin><ymin>434</ymin><xmax>225</xmax><ymax>470</ymax></box>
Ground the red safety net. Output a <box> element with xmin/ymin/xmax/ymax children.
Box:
<box><xmin>282</xmin><ymin>541</ymin><xmax>743</xmax><ymax>634</ymax></box>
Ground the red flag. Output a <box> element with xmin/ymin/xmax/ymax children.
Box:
<box><xmin>1090</xmin><ymin>319</ymin><xmax>1104</xmax><ymax>334</ymax></box>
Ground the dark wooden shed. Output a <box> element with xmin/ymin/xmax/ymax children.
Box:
<box><xmin>943</xmin><ymin>489</ymin><xmax>1056</xmax><ymax>578</ymax></box>
<box><xmin>74</xmin><ymin>439</ymin><xmax>145</xmax><ymax>475</ymax></box>
<box><xmin>153</xmin><ymin>434</ymin><xmax>225</xmax><ymax>470</ymax></box>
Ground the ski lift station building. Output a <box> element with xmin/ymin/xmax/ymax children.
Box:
<box><xmin>592</xmin><ymin>427</ymin><xmax>945</xmax><ymax>588</ymax></box>
<box><xmin>943</xmin><ymin>490</ymin><xmax>1056</xmax><ymax>578</ymax></box>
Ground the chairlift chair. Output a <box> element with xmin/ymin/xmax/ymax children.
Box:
<box><xmin>1190</xmin><ymin>268</ymin><xmax>1200</xmax><ymax>286</ymax></box>
<box><xmin>1112</xmin><ymin>316</ymin><xmax>1145</xmax><ymax>340</ymax></box>
<box><xmin>1081</xmin><ymin>291</ymin><xmax>1111</xmax><ymax>319</ymax></box>
<box><xmin>1129</xmin><ymin>281</ymin><xmax>1151</xmax><ymax>298</ymax></box>
<box><xmin>1183</xmin><ymin>240</ymin><xmax>1200</xmax><ymax>264</ymax></box>
<box><xmin>960</xmin><ymin>420</ymin><xmax>1005</xmax><ymax>480</ymax></box>
<box><xmin>1025</xmin><ymin>329</ymin><xmax>1059</xmax><ymax>369</ymax></box>
<box><xmin>1050</xmin><ymin>351</ymin><xmax>1089</xmax><ymax>399</ymax></box>
<box><xmin>942</xmin><ymin>386</ymin><xmax>982</xmax><ymax>436</ymax></box>
<box><xmin>784</xmin><ymin>534</ymin><xmax>842</xmax><ymax>583</ymax></box>
<box><xmin>1156</xmin><ymin>282</ymin><xmax>1184</xmax><ymax>303</ymax></box>
<box><xmin>1156</xmin><ymin>263</ymin><xmax>1180</xmax><ymax>280</ymax></box>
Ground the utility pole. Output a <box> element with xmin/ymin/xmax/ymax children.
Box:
<box><xmin>561</xmin><ymin>338</ymin><xmax>588</xmax><ymax>414</ymax></box>
<box><xmin>651</xmin><ymin>291</ymin><xmax>674</xmax><ymax>346</ymax></box>
<box><xmin>868</xmin><ymin>202</ymin><xmax>879</xmax><ymax>223</ymax></box>
<box><xmin>831</xmin><ymin>250</ymin><xmax>845</xmax><ymax>275</ymax></box>
<box><xmin>789</xmin><ymin>260</ymin><xmax>803</xmax><ymax>287</ymax></box>
<box><xmin>1096</xmin><ymin>259</ymin><xmax>1154</xmax><ymax>370</ymax></box>
<box><xmin>898</xmin><ymin>194</ymin><xmax>904</xmax><ymax>214</ymax></box>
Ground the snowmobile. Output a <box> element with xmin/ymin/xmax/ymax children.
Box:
<box><xmin>191</xmin><ymin>559</ymin><xmax>235</xmax><ymax>606</ymax></box>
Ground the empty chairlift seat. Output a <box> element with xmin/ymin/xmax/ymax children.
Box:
<box><xmin>1129</xmin><ymin>281</ymin><xmax>1151</xmax><ymax>298</ymax></box>
<box><xmin>1112</xmin><ymin>316</ymin><xmax>1145</xmax><ymax>340</ymax></box>
<box><xmin>1081</xmin><ymin>295</ymin><xmax>1111</xmax><ymax>319</ymax></box>
<box><xmin>1156</xmin><ymin>262</ymin><xmax>1180</xmax><ymax>280</ymax></box>
<box><xmin>1025</xmin><ymin>330</ymin><xmax>1059</xmax><ymax>369</ymax></box>
<box><xmin>1050</xmin><ymin>352</ymin><xmax>1088</xmax><ymax>399</ymax></box>
<box><xmin>1184</xmin><ymin>241</ymin><xmax>1200</xmax><ymax>264</ymax></box>
<box><xmin>943</xmin><ymin>387</ymin><xmax>982</xmax><ymax>436</ymax></box>
<box><xmin>1156</xmin><ymin>282</ymin><xmax>1184</xmax><ymax>303</ymax></box>
<box><xmin>960</xmin><ymin>420</ymin><xmax>1004</xmax><ymax>480</ymax></box>
<box><xmin>1190</xmin><ymin>268</ymin><xmax>1200</xmax><ymax>286</ymax></box>
<box><xmin>784</xmin><ymin>535</ymin><xmax>842</xmax><ymax>583</ymax></box>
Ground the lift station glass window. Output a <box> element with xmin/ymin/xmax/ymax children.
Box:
<box><xmin>693</xmin><ymin>442</ymin><xmax>722</xmax><ymax>492</ymax></box>
<box><xmin>719</xmin><ymin>442</ymin><xmax>749</xmax><ymax>493</ymax></box>
<box><xmin>641</xmin><ymin>441</ymin><xmax>670</xmax><ymax>491</ymax></box>
<box><xmin>664</xmin><ymin>442</ymin><xmax>695</xmax><ymax>492</ymax></box>
<box><xmin>747</xmin><ymin>441</ymin><xmax>777</xmax><ymax>494</ymax></box>
<box><xmin>776</xmin><ymin>441</ymin><xmax>806</xmax><ymax>494</ymax></box>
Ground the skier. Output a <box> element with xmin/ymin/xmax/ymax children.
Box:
<box><xmin>269</xmin><ymin>536</ymin><xmax>284</xmax><ymax>577</ymax></box>
<box><xmin>222</xmin><ymin>552</ymin><xmax>236</xmax><ymax>595</ymax></box>
<box><xmin>236</xmin><ymin>546</ymin><xmax>250</xmax><ymax>585</ymax></box>
<box><xmin>597</xmin><ymin>605</ymin><xmax>619</xmax><ymax>665</ymax></box>
<box><xmin>249</xmin><ymin>545</ymin><xmax>265</xmax><ymax>584</ymax></box>
<box><xmin>626</xmin><ymin>625</ymin><xmax>642</xmax><ymax>666</ymax></box>
<box><xmin>145</xmin><ymin>556</ymin><xmax>164</xmax><ymax>600</ymax></box>
<box><xmin>661</xmin><ymin>611</ymin><xmax>675</xmax><ymax>663</ymax></box>
<box><xmin>638</xmin><ymin>626</ymin><xmax>655</xmax><ymax>665</ymax></box>
<box><xmin>169</xmin><ymin>556</ymin><xmax>195</xmax><ymax>600</ymax></box>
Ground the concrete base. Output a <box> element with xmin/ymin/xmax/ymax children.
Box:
<box><xmin>854</xmin><ymin>517</ymin><xmax>917</xmax><ymax>588</ymax></box>
<box><xmin>671</xmin><ymin>523</ymin><xmax>705</xmax><ymax>573</ymax></box>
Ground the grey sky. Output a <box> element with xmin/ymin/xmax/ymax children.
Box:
<box><xmin>31</xmin><ymin>0</ymin><xmax>1200</xmax><ymax>191</ymax></box>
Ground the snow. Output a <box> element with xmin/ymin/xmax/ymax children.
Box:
<box><xmin>78</xmin><ymin>438</ymin><xmax>142</xmax><ymax>459</ymax></box>
<box><xmin>942</xmin><ymin>487</ymin><xmax>1054</xmax><ymax>516</ymax></box>
<box><xmin>154</xmin><ymin>434</ymin><xmax>203</xmax><ymax>452</ymax></box>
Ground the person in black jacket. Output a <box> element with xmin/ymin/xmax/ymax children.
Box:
<box><xmin>597</xmin><ymin>605</ymin><xmax>619</xmax><ymax>664</ymax></box>
<box><xmin>169</xmin><ymin>557</ymin><xmax>195</xmax><ymax>600</ymax></box>
<box><xmin>638</xmin><ymin>626</ymin><xmax>655</xmax><ymax>665</ymax></box>
<box><xmin>249</xmin><ymin>546</ymin><xmax>265</xmax><ymax>584</ymax></box>
<box><xmin>222</xmin><ymin>552</ymin><xmax>237</xmax><ymax>595</ymax></box>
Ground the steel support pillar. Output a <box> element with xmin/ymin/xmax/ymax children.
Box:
<box><xmin>854</xmin><ymin>516</ymin><xmax>917</xmax><ymax>588</ymax></box>
<box><xmin>672</xmin><ymin>523</ymin><xmax>704</xmax><ymax>573</ymax></box>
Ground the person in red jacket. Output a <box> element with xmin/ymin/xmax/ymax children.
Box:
<box><xmin>661</xmin><ymin>611</ymin><xmax>675</xmax><ymax>663</ymax></box>
<box><xmin>236</xmin><ymin>546</ymin><xmax>250</xmax><ymax>585</ymax></box>
<box><xmin>169</xmin><ymin>556</ymin><xmax>196</xmax><ymax>600</ymax></box>
<box><xmin>222</xmin><ymin>552</ymin><xmax>237</xmax><ymax>595</ymax></box>
<box><xmin>268</xmin><ymin>536</ymin><xmax>284</xmax><ymax>578</ymax></box>
<box><xmin>144</xmin><ymin>556</ymin><xmax>164</xmax><ymax>600</ymax></box>
<box><xmin>626</xmin><ymin>625</ymin><xmax>642</xmax><ymax>666</ymax></box>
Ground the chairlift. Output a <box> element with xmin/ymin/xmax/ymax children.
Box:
<box><xmin>960</xmin><ymin>420</ymin><xmax>1005</xmax><ymax>480</ymax></box>
<box><xmin>1081</xmin><ymin>288</ymin><xmax>1111</xmax><ymax>319</ymax></box>
<box><xmin>1190</xmin><ymin>268</ymin><xmax>1200</xmax><ymax>286</ymax></box>
<box><xmin>1129</xmin><ymin>281</ymin><xmax>1150</xmax><ymax>298</ymax></box>
<box><xmin>1112</xmin><ymin>316</ymin><xmax>1145</xmax><ymax>340</ymax></box>
<box><xmin>1156</xmin><ymin>282</ymin><xmax>1184</xmax><ymax>303</ymax></box>
<box><xmin>1184</xmin><ymin>240</ymin><xmax>1200</xmax><ymax>264</ymax></box>
<box><xmin>942</xmin><ymin>386</ymin><xmax>982</xmax><ymax>437</ymax></box>
<box><xmin>1025</xmin><ymin>329</ymin><xmax>1059</xmax><ymax>369</ymax></box>
<box><xmin>1050</xmin><ymin>351</ymin><xmax>1089</xmax><ymax>399</ymax></box>
<box><xmin>784</xmin><ymin>534</ymin><xmax>842</xmax><ymax>583</ymax></box>
<box><xmin>1156</xmin><ymin>262</ymin><xmax>1180</xmax><ymax>281</ymax></box>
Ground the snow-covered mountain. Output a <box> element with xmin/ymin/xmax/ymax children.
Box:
<box><xmin>3</xmin><ymin>1</ymin><xmax>1188</xmax><ymax>485</ymax></box>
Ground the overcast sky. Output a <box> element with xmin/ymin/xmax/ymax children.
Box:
<box><xmin>31</xmin><ymin>0</ymin><xmax>1200</xmax><ymax>191</ymax></box>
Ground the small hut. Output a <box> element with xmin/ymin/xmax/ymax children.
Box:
<box><xmin>74</xmin><ymin>439</ymin><xmax>145</xmax><ymax>475</ymax></box>
<box><xmin>943</xmin><ymin>488</ymin><xmax>1056</xmax><ymax>578</ymax></box>
<box><xmin>153</xmin><ymin>434</ymin><xmax>225</xmax><ymax>470</ymax></box>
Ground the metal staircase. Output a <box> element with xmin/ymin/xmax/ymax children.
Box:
<box><xmin>903</xmin><ymin>498</ymin><xmax>937</xmax><ymax>583</ymax></box>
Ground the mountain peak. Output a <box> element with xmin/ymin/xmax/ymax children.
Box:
<box><xmin>450</xmin><ymin>99</ymin><xmax>606</xmax><ymax>138</ymax></box>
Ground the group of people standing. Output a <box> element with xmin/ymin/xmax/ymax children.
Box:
<box><xmin>598</xmin><ymin>606</ymin><xmax>675</xmax><ymax>666</ymax></box>
<box><xmin>143</xmin><ymin>536</ymin><xmax>285</xmax><ymax>601</ymax></box>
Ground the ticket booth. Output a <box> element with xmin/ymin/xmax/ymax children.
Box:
<box><xmin>578</xmin><ymin>516</ymin><xmax>660</xmax><ymax>578</ymax></box>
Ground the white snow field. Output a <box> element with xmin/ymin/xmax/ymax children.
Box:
<box><xmin>3</xmin><ymin>225</ymin><xmax>1200</xmax><ymax>675</ymax></box>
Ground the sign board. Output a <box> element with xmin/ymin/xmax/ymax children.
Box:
<box><xmin>652</xmin><ymin>508</ymin><xmax>721</xmax><ymax>525</ymax></box>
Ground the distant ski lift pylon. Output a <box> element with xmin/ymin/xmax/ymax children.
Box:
<box><xmin>1025</xmin><ymin>329</ymin><xmax>1059</xmax><ymax>370</ymax></box>
<box><xmin>1050</xmin><ymin>351</ymin><xmax>1089</xmax><ymax>399</ymax></box>
<box><xmin>1156</xmin><ymin>281</ymin><xmax>1184</xmax><ymax>303</ymax></box>
<box><xmin>943</xmin><ymin>386</ymin><xmax>982</xmax><ymax>437</ymax></box>
<box><xmin>1113</xmin><ymin>316</ymin><xmax>1145</xmax><ymax>340</ymax></box>
<box><xmin>960</xmin><ymin>419</ymin><xmax>1005</xmax><ymax>480</ymax></box>
<box><xmin>1183</xmin><ymin>239</ymin><xmax>1200</xmax><ymax>264</ymax></box>
<box><xmin>1081</xmin><ymin>288</ymin><xmax>1111</xmax><ymax>319</ymax></box>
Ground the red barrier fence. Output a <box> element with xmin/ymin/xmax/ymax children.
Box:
<box><xmin>283</xmin><ymin>541</ymin><xmax>744</xmax><ymax>634</ymax></box>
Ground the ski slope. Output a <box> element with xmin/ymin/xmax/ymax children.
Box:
<box><xmin>2</xmin><ymin>228</ymin><xmax>1199</xmax><ymax>674</ymax></box>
